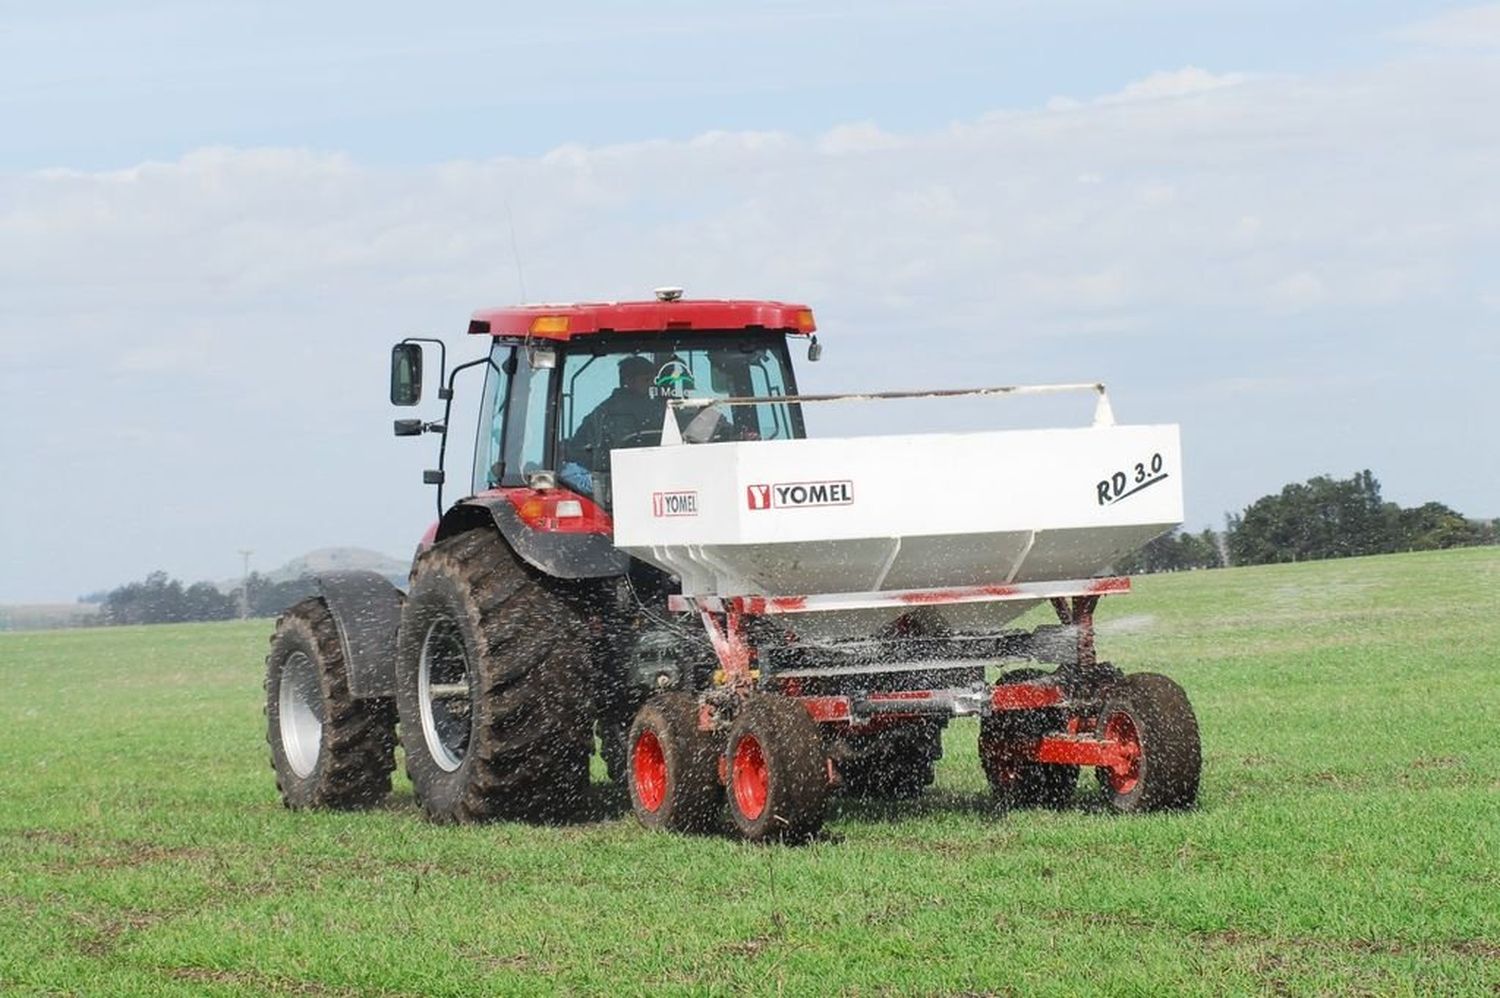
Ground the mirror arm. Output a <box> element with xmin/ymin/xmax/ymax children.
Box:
<box><xmin>429</xmin><ymin>355</ymin><xmax>502</xmax><ymax>519</ymax></box>
<box><xmin>402</xmin><ymin>336</ymin><xmax>448</xmax><ymax>397</ymax></box>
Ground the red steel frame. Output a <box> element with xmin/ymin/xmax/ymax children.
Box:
<box><xmin>679</xmin><ymin>575</ymin><xmax>1137</xmax><ymax>779</ymax></box>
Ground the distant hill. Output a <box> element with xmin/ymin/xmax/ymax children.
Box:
<box><xmin>262</xmin><ymin>547</ymin><xmax>409</xmax><ymax>584</ymax></box>
<box><xmin>215</xmin><ymin>547</ymin><xmax>409</xmax><ymax>593</ymax></box>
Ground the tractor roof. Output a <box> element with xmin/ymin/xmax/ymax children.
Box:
<box><xmin>468</xmin><ymin>298</ymin><xmax>816</xmax><ymax>341</ymax></box>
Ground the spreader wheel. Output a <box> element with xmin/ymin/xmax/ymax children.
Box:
<box><xmin>1094</xmin><ymin>672</ymin><xmax>1201</xmax><ymax>813</ymax></box>
<box><xmin>627</xmin><ymin>693</ymin><xmax>723</xmax><ymax>833</ymax></box>
<box><xmin>725</xmin><ymin>696</ymin><xmax>829</xmax><ymax>843</ymax></box>
<box><xmin>978</xmin><ymin>669</ymin><xmax>1077</xmax><ymax>809</ymax></box>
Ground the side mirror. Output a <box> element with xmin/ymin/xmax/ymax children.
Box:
<box><xmin>390</xmin><ymin>343</ymin><xmax>423</xmax><ymax>405</ymax></box>
<box><xmin>807</xmin><ymin>336</ymin><xmax>822</xmax><ymax>362</ymax></box>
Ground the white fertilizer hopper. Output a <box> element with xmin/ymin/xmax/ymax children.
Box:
<box><xmin>611</xmin><ymin>384</ymin><xmax>1181</xmax><ymax>638</ymax></box>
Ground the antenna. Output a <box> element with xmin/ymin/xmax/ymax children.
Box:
<box><xmin>237</xmin><ymin>549</ymin><xmax>253</xmax><ymax>619</ymax></box>
<box><xmin>506</xmin><ymin>201</ymin><xmax>527</xmax><ymax>302</ymax></box>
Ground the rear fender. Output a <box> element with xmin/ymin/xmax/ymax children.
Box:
<box><xmin>311</xmin><ymin>571</ymin><xmax>404</xmax><ymax>699</ymax></box>
<box><xmin>436</xmin><ymin>493</ymin><xmax>630</xmax><ymax>579</ymax></box>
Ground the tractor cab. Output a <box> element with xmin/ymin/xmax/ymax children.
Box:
<box><xmin>468</xmin><ymin>294</ymin><xmax>814</xmax><ymax>508</ymax></box>
<box><xmin>389</xmin><ymin>290</ymin><xmax>819</xmax><ymax>577</ymax></box>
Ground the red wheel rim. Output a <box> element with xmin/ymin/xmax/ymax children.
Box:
<box><xmin>731</xmin><ymin>733</ymin><xmax>768</xmax><ymax>821</ymax></box>
<box><xmin>632</xmin><ymin>729</ymin><xmax>667</xmax><ymax>813</ymax></box>
<box><xmin>1101</xmin><ymin>711</ymin><xmax>1142</xmax><ymax>795</ymax></box>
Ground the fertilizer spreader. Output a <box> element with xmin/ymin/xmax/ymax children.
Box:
<box><xmin>265</xmin><ymin>290</ymin><xmax>1201</xmax><ymax>841</ymax></box>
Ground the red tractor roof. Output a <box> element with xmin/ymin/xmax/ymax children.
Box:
<box><xmin>468</xmin><ymin>298</ymin><xmax>816</xmax><ymax>341</ymax></box>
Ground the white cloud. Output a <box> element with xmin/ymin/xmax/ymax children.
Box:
<box><xmin>817</xmin><ymin>122</ymin><xmax>905</xmax><ymax>155</ymax></box>
<box><xmin>5</xmin><ymin>60</ymin><xmax>1495</xmax><ymax>352</ymax></box>
<box><xmin>1100</xmin><ymin>66</ymin><xmax>1251</xmax><ymax>103</ymax></box>
<box><xmin>1047</xmin><ymin>66</ymin><xmax>1250</xmax><ymax>111</ymax></box>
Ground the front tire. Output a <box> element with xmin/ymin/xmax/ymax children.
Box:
<box><xmin>265</xmin><ymin>598</ymin><xmax>396</xmax><ymax>809</ymax></box>
<box><xmin>1094</xmin><ymin>672</ymin><xmax>1201</xmax><ymax>813</ymax></box>
<box><xmin>395</xmin><ymin>529</ymin><xmax>592</xmax><ymax>823</ymax></box>
<box><xmin>725</xmin><ymin>696</ymin><xmax>829</xmax><ymax>843</ymax></box>
<box><xmin>626</xmin><ymin>693</ymin><xmax>723</xmax><ymax>833</ymax></box>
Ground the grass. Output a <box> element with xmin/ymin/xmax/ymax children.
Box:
<box><xmin>1</xmin><ymin>547</ymin><xmax>1497</xmax><ymax>996</ymax></box>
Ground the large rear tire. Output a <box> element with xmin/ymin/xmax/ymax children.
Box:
<box><xmin>265</xmin><ymin>598</ymin><xmax>397</xmax><ymax>809</ymax></box>
<box><xmin>1094</xmin><ymin>672</ymin><xmax>1201</xmax><ymax>813</ymax></box>
<box><xmin>626</xmin><ymin>693</ymin><xmax>723</xmax><ymax>833</ymax></box>
<box><xmin>395</xmin><ymin>529</ymin><xmax>593</xmax><ymax>823</ymax></box>
<box><xmin>979</xmin><ymin>668</ymin><xmax>1078</xmax><ymax>809</ymax></box>
<box><xmin>725</xmin><ymin>696</ymin><xmax>829</xmax><ymax>843</ymax></box>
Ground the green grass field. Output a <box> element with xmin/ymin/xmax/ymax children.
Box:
<box><xmin>2</xmin><ymin>548</ymin><xmax>1497</xmax><ymax>996</ymax></box>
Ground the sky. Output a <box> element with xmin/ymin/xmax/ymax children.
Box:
<box><xmin>3</xmin><ymin>1</ymin><xmax>1498</xmax><ymax>602</ymax></box>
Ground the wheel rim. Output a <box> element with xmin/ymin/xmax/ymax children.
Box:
<box><xmin>418</xmin><ymin>616</ymin><xmax>473</xmax><ymax>772</ymax></box>
<box><xmin>632</xmin><ymin>729</ymin><xmax>668</xmax><ymax>813</ymax></box>
<box><xmin>1101</xmin><ymin>711</ymin><xmax>1143</xmax><ymax>794</ymax></box>
<box><xmin>278</xmin><ymin>651</ymin><xmax>323</xmax><ymax>778</ymax></box>
<box><xmin>731</xmin><ymin>734</ymin><xmax>769</xmax><ymax>821</ymax></box>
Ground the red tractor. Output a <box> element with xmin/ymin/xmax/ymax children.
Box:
<box><xmin>266</xmin><ymin>290</ymin><xmax>1201</xmax><ymax>841</ymax></box>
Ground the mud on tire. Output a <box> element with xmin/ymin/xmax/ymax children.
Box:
<box><xmin>396</xmin><ymin>529</ymin><xmax>593</xmax><ymax>823</ymax></box>
<box><xmin>626</xmin><ymin>692</ymin><xmax>723</xmax><ymax>833</ymax></box>
<box><xmin>1094</xmin><ymin>672</ymin><xmax>1201</xmax><ymax>813</ymax></box>
<box><xmin>726</xmin><ymin>695</ymin><xmax>829</xmax><ymax>843</ymax></box>
<box><xmin>266</xmin><ymin>598</ymin><xmax>397</xmax><ymax>809</ymax></box>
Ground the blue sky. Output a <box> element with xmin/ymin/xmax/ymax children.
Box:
<box><xmin>1</xmin><ymin>1</ymin><xmax>1457</xmax><ymax>169</ymax></box>
<box><xmin>3</xmin><ymin>1</ymin><xmax>1498</xmax><ymax>601</ymax></box>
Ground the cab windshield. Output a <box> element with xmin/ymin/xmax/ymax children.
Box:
<box><xmin>557</xmin><ymin>333</ymin><xmax>804</xmax><ymax>501</ymax></box>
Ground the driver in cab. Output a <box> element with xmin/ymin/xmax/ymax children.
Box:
<box><xmin>560</xmin><ymin>355</ymin><xmax>664</xmax><ymax>494</ymax></box>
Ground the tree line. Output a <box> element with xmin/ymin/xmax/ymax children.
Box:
<box><xmin>94</xmin><ymin>571</ymin><xmax>318</xmax><ymax>625</ymax></box>
<box><xmin>1117</xmin><ymin>469</ymin><xmax>1495</xmax><ymax>574</ymax></box>
<box><xmin>1225</xmin><ymin>469</ymin><xmax>1493</xmax><ymax>564</ymax></box>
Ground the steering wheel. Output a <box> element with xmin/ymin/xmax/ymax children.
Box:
<box><xmin>615</xmin><ymin>429</ymin><xmax>663</xmax><ymax>448</ymax></box>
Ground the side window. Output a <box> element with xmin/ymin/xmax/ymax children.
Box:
<box><xmin>560</xmin><ymin>353</ymin><xmax>622</xmax><ymax>442</ymax></box>
<box><xmin>746</xmin><ymin>351</ymin><xmax>792</xmax><ymax>440</ymax></box>
<box><xmin>503</xmin><ymin>358</ymin><xmax>555</xmax><ymax>484</ymax></box>
<box><xmin>471</xmin><ymin>345</ymin><xmax>515</xmax><ymax>492</ymax></box>
<box><xmin>517</xmin><ymin>365</ymin><xmax>552</xmax><ymax>477</ymax></box>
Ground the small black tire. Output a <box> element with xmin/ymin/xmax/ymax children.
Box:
<box><xmin>836</xmin><ymin>722</ymin><xmax>943</xmax><ymax>799</ymax></box>
<box><xmin>1094</xmin><ymin>672</ymin><xmax>1201</xmax><ymax>813</ymax></box>
<box><xmin>395</xmin><ymin>529</ymin><xmax>593</xmax><ymax>824</ymax></box>
<box><xmin>626</xmin><ymin>693</ymin><xmax>723</xmax><ymax>833</ymax></box>
<box><xmin>725</xmin><ymin>696</ymin><xmax>829</xmax><ymax>843</ymax></box>
<box><xmin>265</xmin><ymin>598</ymin><xmax>396</xmax><ymax>809</ymax></box>
<box><xmin>979</xmin><ymin>668</ymin><xmax>1078</xmax><ymax>809</ymax></box>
